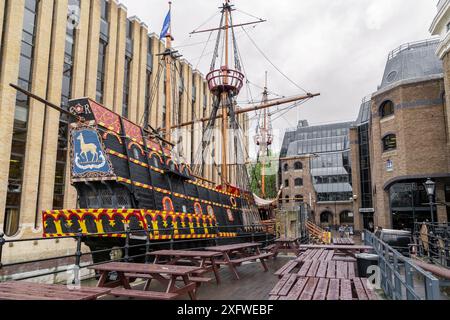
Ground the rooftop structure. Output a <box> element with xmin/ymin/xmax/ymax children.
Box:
<box><xmin>379</xmin><ymin>39</ymin><xmax>443</xmax><ymax>90</ymax></box>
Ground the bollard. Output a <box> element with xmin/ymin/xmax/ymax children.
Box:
<box><xmin>124</xmin><ymin>227</ymin><xmax>130</xmax><ymax>262</ymax></box>
<box><xmin>0</xmin><ymin>232</ymin><xmax>5</xmax><ymax>269</ymax></box>
<box><xmin>170</xmin><ymin>226</ymin><xmax>174</xmax><ymax>250</ymax></box>
<box><xmin>74</xmin><ymin>229</ymin><xmax>83</xmax><ymax>285</ymax></box>
<box><xmin>144</xmin><ymin>227</ymin><xmax>151</xmax><ymax>264</ymax></box>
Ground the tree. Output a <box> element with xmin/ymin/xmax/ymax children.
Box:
<box><xmin>248</xmin><ymin>152</ymin><xmax>279</xmax><ymax>199</ymax></box>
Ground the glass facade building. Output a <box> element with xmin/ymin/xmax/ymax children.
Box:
<box><xmin>283</xmin><ymin>121</ymin><xmax>353</xmax><ymax>203</ymax></box>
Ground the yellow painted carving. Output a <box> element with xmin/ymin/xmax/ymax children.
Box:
<box><xmin>94</xmin><ymin>220</ymin><xmax>105</xmax><ymax>234</ymax></box>
<box><xmin>78</xmin><ymin>220</ymin><xmax>88</xmax><ymax>233</ymax></box>
<box><xmin>54</xmin><ymin>220</ymin><xmax>63</xmax><ymax>234</ymax></box>
<box><xmin>188</xmin><ymin>222</ymin><xmax>195</xmax><ymax>234</ymax></box>
<box><xmin>152</xmin><ymin>220</ymin><xmax>159</xmax><ymax>237</ymax></box>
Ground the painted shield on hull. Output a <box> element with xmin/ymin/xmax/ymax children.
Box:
<box><xmin>71</xmin><ymin>128</ymin><xmax>114</xmax><ymax>179</ymax></box>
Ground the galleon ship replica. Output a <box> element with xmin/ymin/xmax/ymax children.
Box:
<box><xmin>11</xmin><ymin>0</ymin><xmax>318</xmax><ymax>264</ymax></box>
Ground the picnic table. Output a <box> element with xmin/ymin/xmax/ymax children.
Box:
<box><xmin>205</xmin><ymin>242</ymin><xmax>273</xmax><ymax>280</ymax></box>
<box><xmin>269</xmin><ymin>275</ymin><xmax>377</xmax><ymax>300</ymax></box>
<box><xmin>0</xmin><ymin>281</ymin><xmax>110</xmax><ymax>300</ymax></box>
<box><xmin>148</xmin><ymin>250</ymin><xmax>222</xmax><ymax>284</ymax></box>
<box><xmin>89</xmin><ymin>262</ymin><xmax>202</xmax><ymax>300</ymax></box>
<box><xmin>265</xmin><ymin>237</ymin><xmax>301</xmax><ymax>257</ymax></box>
<box><xmin>333</xmin><ymin>238</ymin><xmax>355</xmax><ymax>245</ymax></box>
<box><xmin>275</xmin><ymin>258</ymin><xmax>357</xmax><ymax>279</ymax></box>
<box><xmin>298</xmin><ymin>244</ymin><xmax>371</xmax><ymax>258</ymax></box>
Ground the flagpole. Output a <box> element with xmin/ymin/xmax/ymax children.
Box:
<box><xmin>164</xmin><ymin>1</ymin><xmax>173</xmax><ymax>142</ymax></box>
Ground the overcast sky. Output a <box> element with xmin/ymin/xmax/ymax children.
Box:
<box><xmin>123</xmin><ymin>0</ymin><xmax>438</xmax><ymax>158</ymax></box>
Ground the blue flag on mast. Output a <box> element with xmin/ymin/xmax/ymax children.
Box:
<box><xmin>160</xmin><ymin>10</ymin><xmax>171</xmax><ymax>39</ymax></box>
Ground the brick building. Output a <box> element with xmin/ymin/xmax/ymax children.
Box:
<box><xmin>351</xmin><ymin>38</ymin><xmax>450</xmax><ymax>231</ymax></box>
<box><xmin>0</xmin><ymin>0</ymin><xmax>249</xmax><ymax>247</ymax></box>
<box><xmin>279</xmin><ymin>121</ymin><xmax>358</xmax><ymax>229</ymax></box>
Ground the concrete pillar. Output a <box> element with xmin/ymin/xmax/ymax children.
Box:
<box><xmin>102</xmin><ymin>0</ymin><xmax>118</xmax><ymax>108</ymax></box>
<box><xmin>37</xmin><ymin>0</ymin><xmax>69</xmax><ymax>221</ymax></box>
<box><xmin>148</xmin><ymin>35</ymin><xmax>161</xmax><ymax>129</ymax></box>
<box><xmin>112</xmin><ymin>4</ymin><xmax>126</xmax><ymax>114</ymax></box>
<box><xmin>127</xmin><ymin>17</ymin><xmax>141</xmax><ymax>122</ymax></box>
<box><xmin>0</xmin><ymin>0</ymin><xmax>26</xmax><ymax>228</ymax></box>
<box><xmin>84</xmin><ymin>0</ymin><xmax>101</xmax><ymax>100</ymax></box>
<box><xmin>135</xmin><ymin>24</ymin><xmax>148</xmax><ymax>125</ymax></box>
<box><xmin>71</xmin><ymin>0</ymin><xmax>90</xmax><ymax>98</ymax></box>
<box><xmin>19</xmin><ymin>0</ymin><xmax>55</xmax><ymax>235</ymax></box>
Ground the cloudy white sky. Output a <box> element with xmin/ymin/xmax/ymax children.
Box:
<box><xmin>123</xmin><ymin>0</ymin><xmax>438</xmax><ymax>158</ymax></box>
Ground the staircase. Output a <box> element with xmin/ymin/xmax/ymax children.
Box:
<box><xmin>306</xmin><ymin>221</ymin><xmax>330</xmax><ymax>244</ymax></box>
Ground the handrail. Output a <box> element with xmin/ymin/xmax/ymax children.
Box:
<box><xmin>0</xmin><ymin>224</ymin><xmax>276</xmax><ymax>284</ymax></box>
<box><xmin>364</xmin><ymin>230</ymin><xmax>441</xmax><ymax>300</ymax></box>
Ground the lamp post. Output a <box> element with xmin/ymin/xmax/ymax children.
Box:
<box><xmin>424</xmin><ymin>178</ymin><xmax>436</xmax><ymax>224</ymax></box>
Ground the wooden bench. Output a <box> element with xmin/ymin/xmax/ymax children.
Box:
<box><xmin>110</xmin><ymin>288</ymin><xmax>178</xmax><ymax>300</ymax></box>
<box><xmin>263</xmin><ymin>244</ymin><xmax>277</xmax><ymax>252</ymax></box>
<box><xmin>125</xmin><ymin>273</ymin><xmax>212</xmax><ymax>288</ymax></box>
<box><xmin>269</xmin><ymin>277</ymin><xmax>377</xmax><ymax>300</ymax></box>
<box><xmin>231</xmin><ymin>253</ymin><xmax>273</xmax><ymax>264</ymax></box>
<box><xmin>0</xmin><ymin>281</ymin><xmax>111</xmax><ymax>300</ymax></box>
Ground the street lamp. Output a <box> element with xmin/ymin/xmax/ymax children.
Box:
<box><xmin>423</xmin><ymin>178</ymin><xmax>436</xmax><ymax>224</ymax></box>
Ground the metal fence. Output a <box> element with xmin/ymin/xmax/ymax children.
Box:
<box><xmin>364</xmin><ymin>230</ymin><xmax>441</xmax><ymax>300</ymax></box>
<box><xmin>413</xmin><ymin>222</ymin><xmax>450</xmax><ymax>268</ymax></box>
<box><xmin>0</xmin><ymin>224</ymin><xmax>276</xmax><ymax>284</ymax></box>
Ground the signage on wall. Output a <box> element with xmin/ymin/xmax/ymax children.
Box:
<box><xmin>386</xmin><ymin>159</ymin><xmax>393</xmax><ymax>172</ymax></box>
<box><xmin>359</xmin><ymin>208</ymin><xmax>375</xmax><ymax>213</ymax></box>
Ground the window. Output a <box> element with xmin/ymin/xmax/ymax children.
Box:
<box><xmin>294</xmin><ymin>162</ymin><xmax>303</xmax><ymax>170</ymax></box>
<box><xmin>294</xmin><ymin>178</ymin><xmax>303</xmax><ymax>187</ymax></box>
<box><xmin>380</xmin><ymin>100</ymin><xmax>395</xmax><ymax>118</ymax></box>
<box><xmin>285</xmin><ymin>195</ymin><xmax>290</xmax><ymax>203</ymax></box>
<box><xmin>284</xmin><ymin>179</ymin><xmax>289</xmax><ymax>187</ymax></box>
<box><xmin>283</xmin><ymin>163</ymin><xmax>288</xmax><ymax>172</ymax></box>
<box><xmin>382</xmin><ymin>134</ymin><xmax>397</xmax><ymax>152</ymax></box>
<box><xmin>96</xmin><ymin>39</ymin><xmax>108</xmax><ymax>103</ymax></box>
<box><xmin>340</xmin><ymin>211</ymin><xmax>354</xmax><ymax>224</ymax></box>
<box><xmin>162</xmin><ymin>197</ymin><xmax>174</xmax><ymax>212</ymax></box>
<box><xmin>320</xmin><ymin>211</ymin><xmax>331</xmax><ymax>223</ymax></box>
<box><xmin>294</xmin><ymin>195</ymin><xmax>303</xmax><ymax>202</ymax></box>
<box><xmin>122</xmin><ymin>56</ymin><xmax>132</xmax><ymax>118</ymax></box>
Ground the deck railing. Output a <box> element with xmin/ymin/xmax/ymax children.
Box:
<box><xmin>0</xmin><ymin>224</ymin><xmax>275</xmax><ymax>284</ymax></box>
<box><xmin>364</xmin><ymin>230</ymin><xmax>441</xmax><ymax>300</ymax></box>
<box><xmin>413</xmin><ymin>222</ymin><xmax>450</xmax><ymax>268</ymax></box>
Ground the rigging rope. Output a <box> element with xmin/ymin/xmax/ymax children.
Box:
<box><xmin>241</xmin><ymin>26</ymin><xmax>310</xmax><ymax>94</ymax></box>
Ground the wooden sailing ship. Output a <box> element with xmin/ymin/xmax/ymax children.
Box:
<box><xmin>11</xmin><ymin>0</ymin><xmax>318</xmax><ymax>263</ymax></box>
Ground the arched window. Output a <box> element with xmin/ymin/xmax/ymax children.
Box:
<box><xmin>294</xmin><ymin>162</ymin><xmax>303</xmax><ymax>170</ymax></box>
<box><xmin>380</xmin><ymin>100</ymin><xmax>395</xmax><ymax>118</ymax></box>
<box><xmin>162</xmin><ymin>197</ymin><xmax>174</xmax><ymax>212</ymax></box>
<box><xmin>194</xmin><ymin>202</ymin><xmax>203</xmax><ymax>215</ymax></box>
<box><xmin>340</xmin><ymin>211</ymin><xmax>354</xmax><ymax>224</ymax></box>
<box><xmin>294</xmin><ymin>195</ymin><xmax>303</xmax><ymax>202</ymax></box>
<box><xmin>294</xmin><ymin>178</ymin><xmax>303</xmax><ymax>187</ymax></box>
<box><xmin>320</xmin><ymin>211</ymin><xmax>332</xmax><ymax>223</ymax></box>
<box><xmin>283</xmin><ymin>163</ymin><xmax>289</xmax><ymax>172</ymax></box>
<box><xmin>285</xmin><ymin>195</ymin><xmax>290</xmax><ymax>203</ymax></box>
<box><xmin>382</xmin><ymin>134</ymin><xmax>397</xmax><ymax>152</ymax></box>
<box><xmin>150</xmin><ymin>153</ymin><xmax>162</xmax><ymax>168</ymax></box>
<box><xmin>207</xmin><ymin>205</ymin><xmax>214</xmax><ymax>216</ymax></box>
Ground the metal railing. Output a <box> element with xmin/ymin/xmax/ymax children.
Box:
<box><xmin>413</xmin><ymin>222</ymin><xmax>450</xmax><ymax>268</ymax></box>
<box><xmin>364</xmin><ymin>230</ymin><xmax>441</xmax><ymax>300</ymax></box>
<box><xmin>0</xmin><ymin>224</ymin><xmax>276</xmax><ymax>284</ymax></box>
<box><xmin>387</xmin><ymin>38</ymin><xmax>440</xmax><ymax>60</ymax></box>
